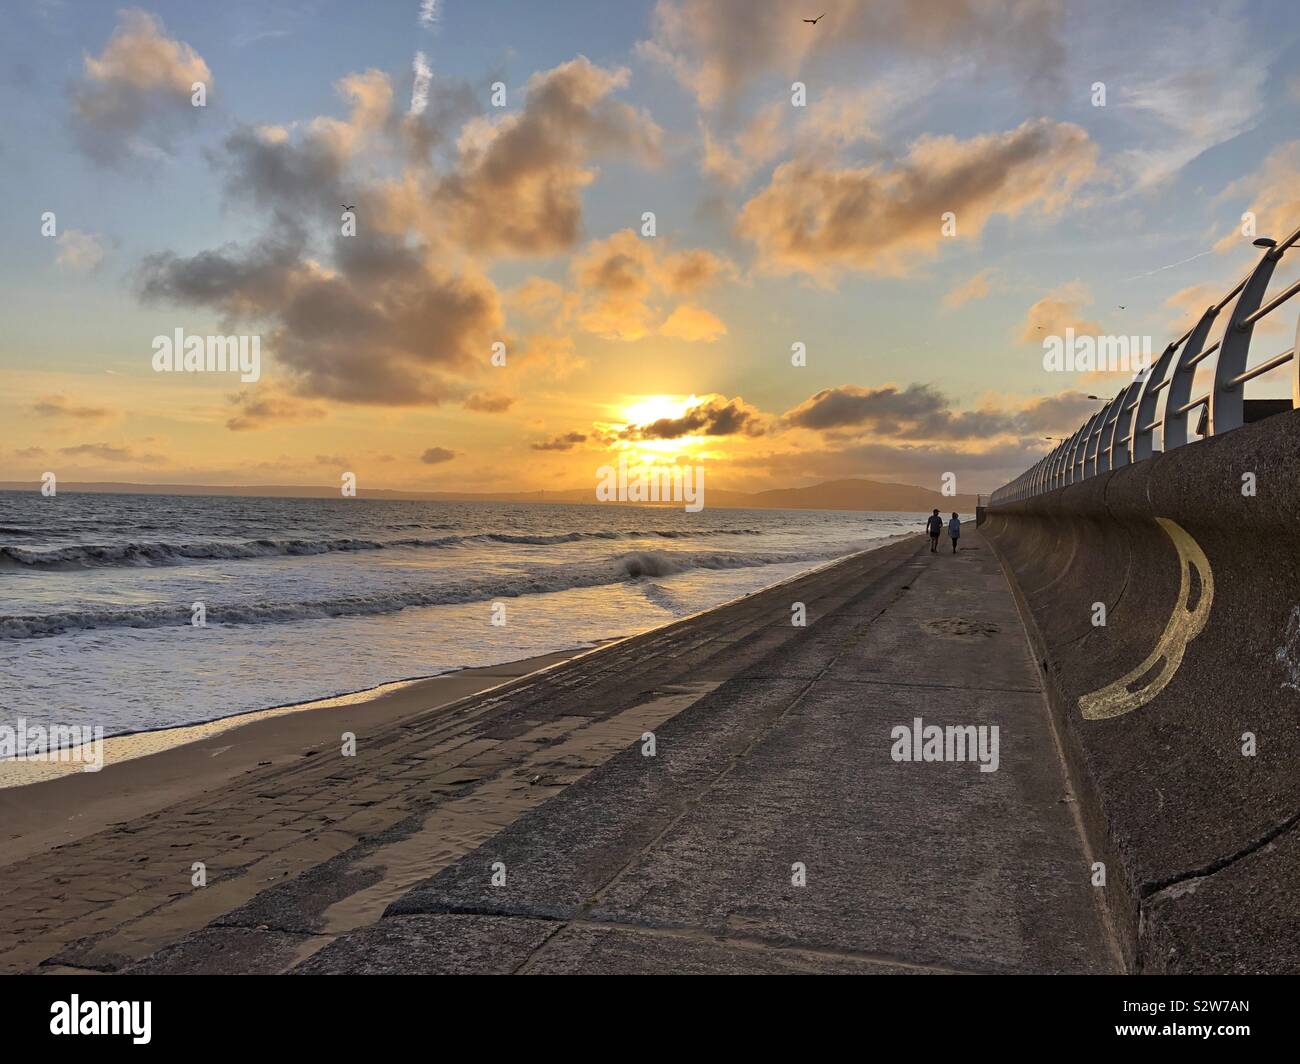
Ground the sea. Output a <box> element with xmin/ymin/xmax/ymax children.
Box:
<box><xmin>0</xmin><ymin>492</ymin><xmax>916</xmax><ymax>742</ymax></box>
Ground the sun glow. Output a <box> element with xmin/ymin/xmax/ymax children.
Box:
<box><xmin>619</xmin><ymin>394</ymin><xmax>692</xmax><ymax>426</ymax></box>
<box><xmin>615</xmin><ymin>394</ymin><xmax>701</xmax><ymax>462</ymax></box>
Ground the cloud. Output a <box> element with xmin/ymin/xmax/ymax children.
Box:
<box><xmin>1163</xmin><ymin>282</ymin><xmax>1221</xmax><ymax>328</ymax></box>
<box><xmin>507</xmin><ymin>277</ymin><xmax>567</xmax><ymax>319</ymax></box>
<box><xmin>410</xmin><ymin>51</ymin><xmax>432</xmax><ymax>116</ymax></box>
<box><xmin>638</xmin><ymin>0</ymin><xmax>1065</xmax><ymax>112</ymax></box>
<box><xmin>699</xmin><ymin>103</ymin><xmax>787</xmax><ymax>184</ymax></box>
<box><xmin>307</xmin><ymin>69</ymin><xmax>394</xmax><ymax>159</ymax></box>
<box><xmin>570</xmin><ymin>228</ymin><xmax>732</xmax><ymax>340</ymax></box>
<box><xmin>1213</xmin><ymin>140</ymin><xmax>1300</xmax><ymax>253</ymax></box>
<box><xmin>1011</xmin><ymin>391</ymin><xmax>1101</xmax><ymax>434</ymax></box>
<box><xmin>624</xmin><ymin>395</ymin><xmax>765</xmax><ymax>440</ymax></box>
<box><xmin>210</xmin><ymin>125</ymin><xmax>349</xmax><ymax>222</ymax></box>
<box><xmin>54</xmin><ymin>229</ymin><xmax>106</xmax><ymax>272</ymax></box>
<box><xmin>139</xmin><ymin>227</ymin><xmax>505</xmax><ymax>406</ymax></box>
<box><xmin>783</xmin><ymin>382</ymin><xmax>1091</xmax><ymax>441</ymax></box>
<box><xmin>137</xmin><ymin>226</ymin><xmax>307</xmax><ymax>317</ymax></box>
<box><xmin>132</xmin><ymin>55</ymin><xmax>671</xmax><ymax>407</ymax></box>
<box><xmin>512</xmin><ymin>333</ymin><xmax>586</xmax><ymax>379</ymax></box>
<box><xmin>731</xmin><ymin>437</ymin><xmax>1047</xmax><ymax>492</ymax></box>
<box><xmin>419</xmin><ymin>0</ymin><xmax>440</xmax><ymax>29</ymax></box>
<box><xmin>212</xmin><ymin>73</ymin><xmax>473</xmax><ymax>211</ymax></box>
<box><xmin>14</xmin><ymin>447</ymin><xmax>47</xmax><ymax>459</ymax></box>
<box><xmin>463</xmin><ymin>392</ymin><xmax>515</xmax><ymax>413</ymax></box>
<box><xmin>69</xmin><ymin>8</ymin><xmax>211</xmax><ymax>164</ymax></box>
<box><xmin>786</xmin><ymin>383</ymin><xmax>967</xmax><ymax>436</ymax></box>
<box><xmin>738</xmin><ymin>119</ymin><xmax>1096</xmax><ymax>279</ymax></box>
<box><xmin>1164</xmin><ymin>279</ymin><xmax>1287</xmax><ymax>337</ymax></box>
<box><xmin>59</xmin><ymin>442</ymin><xmax>161</xmax><ymax>463</ymax></box>
<box><xmin>530</xmin><ymin>432</ymin><xmax>588</xmax><ymax>451</ymax></box>
<box><xmin>32</xmin><ymin>394</ymin><xmax>114</xmax><ymax>420</ymax></box>
<box><xmin>226</xmin><ymin>391</ymin><xmax>327</xmax><ymax>431</ymax></box>
<box><xmin>421</xmin><ymin>58</ymin><xmax>662</xmax><ymax>255</ymax></box>
<box><xmin>1111</xmin><ymin>10</ymin><xmax>1269</xmax><ymax>189</ymax></box>
<box><xmin>1016</xmin><ymin>280</ymin><xmax>1100</xmax><ymax>343</ymax></box>
<box><xmin>659</xmin><ymin>304</ymin><xmax>726</xmax><ymax>342</ymax></box>
<box><xmin>942</xmin><ymin>268</ymin><xmax>1000</xmax><ymax>311</ymax></box>
<box><xmin>420</xmin><ymin>446</ymin><xmax>456</xmax><ymax>464</ymax></box>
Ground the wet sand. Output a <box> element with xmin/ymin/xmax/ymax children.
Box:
<box><xmin>0</xmin><ymin>650</ymin><xmax>581</xmax><ymax>867</ymax></box>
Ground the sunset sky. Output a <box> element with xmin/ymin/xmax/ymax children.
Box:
<box><xmin>4</xmin><ymin>0</ymin><xmax>1300</xmax><ymax>496</ymax></box>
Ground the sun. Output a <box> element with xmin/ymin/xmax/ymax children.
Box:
<box><xmin>616</xmin><ymin>394</ymin><xmax>700</xmax><ymax>461</ymax></box>
<box><xmin>620</xmin><ymin>394</ymin><xmax>691</xmax><ymax>426</ymax></box>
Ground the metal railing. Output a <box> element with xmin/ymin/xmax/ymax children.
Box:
<box><xmin>991</xmin><ymin>223</ymin><xmax>1300</xmax><ymax>506</ymax></box>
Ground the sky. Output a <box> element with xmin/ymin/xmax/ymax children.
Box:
<box><xmin>3</xmin><ymin>0</ymin><xmax>1300</xmax><ymax>497</ymax></box>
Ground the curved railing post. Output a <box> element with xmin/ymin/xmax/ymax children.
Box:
<box><xmin>1048</xmin><ymin>441</ymin><xmax>1066</xmax><ymax>491</ymax></box>
<box><xmin>1163</xmin><ymin>307</ymin><xmax>1219</xmax><ymax>450</ymax></box>
<box><xmin>1130</xmin><ymin>341</ymin><xmax>1177</xmax><ymax>462</ymax></box>
<box><xmin>1060</xmin><ymin>425</ymin><xmax>1084</xmax><ymax>488</ymax></box>
<box><xmin>1095</xmin><ymin>393</ymin><xmax>1126</xmax><ymax>474</ymax></box>
<box><xmin>1068</xmin><ymin>412</ymin><xmax>1101</xmax><ymax>484</ymax></box>
<box><xmin>1107</xmin><ymin>369</ymin><xmax>1148</xmax><ymax>470</ymax></box>
<box><xmin>1211</xmin><ymin>248</ymin><xmax>1280</xmax><ymax>434</ymax></box>
<box><xmin>1294</xmin><ymin>306</ymin><xmax>1300</xmax><ymax>411</ymax></box>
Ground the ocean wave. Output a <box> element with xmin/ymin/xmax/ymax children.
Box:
<box><xmin>0</xmin><ymin>528</ymin><xmax>766</xmax><ymax>570</ymax></box>
<box><xmin>0</xmin><ymin>548</ymin><xmax>824</xmax><ymax>639</ymax></box>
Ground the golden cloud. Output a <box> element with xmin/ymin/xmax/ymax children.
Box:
<box><xmin>738</xmin><ymin>119</ymin><xmax>1096</xmax><ymax>280</ymax></box>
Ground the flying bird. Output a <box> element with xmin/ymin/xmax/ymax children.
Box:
<box><xmin>1118</xmin><ymin>304</ymin><xmax>1126</xmax><ymax>309</ymax></box>
<box><xmin>342</xmin><ymin>204</ymin><xmax>356</xmax><ymax>212</ymax></box>
<box><xmin>803</xmin><ymin>13</ymin><xmax>825</xmax><ymax>24</ymax></box>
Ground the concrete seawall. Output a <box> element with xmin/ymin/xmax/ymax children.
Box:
<box><xmin>985</xmin><ymin>409</ymin><xmax>1300</xmax><ymax>973</ymax></box>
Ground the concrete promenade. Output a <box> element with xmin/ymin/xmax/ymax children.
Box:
<box><xmin>0</xmin><ymin>528</ymin><xmax>1119</xmax><ymax>975</ymax></box>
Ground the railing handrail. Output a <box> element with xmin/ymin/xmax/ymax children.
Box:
<box><xmin>991</xmin><ymin>223</ymin><xmax>1300</xmax><ymax>506</ymax></box>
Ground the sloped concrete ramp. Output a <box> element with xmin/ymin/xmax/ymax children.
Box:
<box><xmin>127</xmin><ymin>530</ymin><xmax>1116</xmax><ymax>975</ymax></box>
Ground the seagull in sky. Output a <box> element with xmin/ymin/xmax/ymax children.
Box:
<box><xmin>803</xmin><ymin>13</ymin><xmax>825</xmax><ymax>24</ymax></box>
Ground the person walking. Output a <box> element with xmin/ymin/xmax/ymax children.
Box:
<box><xmin>948</xmin><ymin>512</ymin><xmax>961</xmax><ymax>553</ymax></box>
<box><xmin>926</xmin><ymin>508</ymin><xmax>943</xmax><ymax>553</ymax></box>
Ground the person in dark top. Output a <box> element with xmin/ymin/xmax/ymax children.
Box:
<box><xmin>926</xmin><ymin>509</ymin><xmax>943</xmax><ymax>552</ymax></box>
<box><xmin>948</xmin><ymin>512</ymin><xmax>961</xmax><ymax>553</ymax></box>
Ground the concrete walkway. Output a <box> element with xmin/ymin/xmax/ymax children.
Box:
<box><xmin>146</xmin><ymin>528</ymin><xmax>1116</xmax><ymax>975</ymax></box>
<box><xmin>1</xmin><ymin>528</ymin><xmax>1120</xmax><ymax>975</ymax></box>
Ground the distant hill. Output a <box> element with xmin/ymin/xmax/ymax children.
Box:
<box><xmin>0</xmin><ymin>478</ymin><xmax>982</xmax><ymax>514</ymax></box>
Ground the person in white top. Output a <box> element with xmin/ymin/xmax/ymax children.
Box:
<box><xmin>948</xmin><ymin>513</ymin><xmax>961</xmax><ymax>553</ymax></box>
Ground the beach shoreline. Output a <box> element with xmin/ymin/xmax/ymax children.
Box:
<box><xmin>0</xmin><ymin>532</ymin><xmax>929</xmax><ymax>973</ymax></box>
<box><xmin>0</xmin><ymin>534</ymin><xmax>912</xmax><ymax>870</ymax></box>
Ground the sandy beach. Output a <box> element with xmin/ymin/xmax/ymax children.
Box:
<box><xmin>0</xmin><ymin>650</ymin><xmax>580</xmax><ymax>866</ymax></box>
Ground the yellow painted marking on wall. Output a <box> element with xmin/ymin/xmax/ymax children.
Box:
<box><xmin>1078</xmin><ymin>518</ymin><xmax>1213</xmax><ymax>721</ymax></box>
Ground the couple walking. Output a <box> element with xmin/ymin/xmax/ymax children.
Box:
<box><xmin>926</xmin><ymin>509</ymin><xmax>961</xmax><ymax>553</ymax></box>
